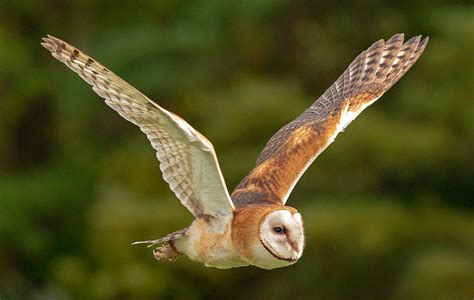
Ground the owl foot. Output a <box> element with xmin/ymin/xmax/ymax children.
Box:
<box><xmin>132</xmin><ymin>228</ymin><xmax>187</xmax><ymax>262</ymax></box>
<box><xmin>132</xmin><ymin>239</ymin><xmax>181</xmax><ymax>262</ymax></box>
<box><xmin>153</xmin><ymin>242</ymin><xmax>181</xmax><ymax>262</ymax></box>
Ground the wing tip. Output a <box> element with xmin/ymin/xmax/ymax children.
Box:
<box><xmin>405</xmin><ymin>34</ymin><xmax>421</xmax><ymax>46</ymax></box>
<box><xmin>389</xmin><ymin>33</ymin><xmax>429</xmax><ymax>47</ymax></box>
<box><xmin>386</xmin><ymin>33</ymin><xmax>429</xmax><ymax>47</ymax></box>
<box><xmin>419</xmin><ymin>36</ymin><xmax>430</xmax><ymax>50</ymax></box>
<box><xmin>389</xmin><ymin>33</ymin><xmax>405</xmax><ymax>42</ymax></box>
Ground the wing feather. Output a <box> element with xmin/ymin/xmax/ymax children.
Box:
<box><xmin>42</xmin><ymin>35</ymin><xmax>235</xmax><ymax>220</ymax></box>
<box><xmin>232</xmin><ymin>34</ymin><xmax>428</xmax><ymax>206</ymax></box>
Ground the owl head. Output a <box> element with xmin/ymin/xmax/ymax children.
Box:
<box><xmin>232</xmin><ymin>205</ymin><xmax>305</xmax><ymax>269</ymax></box>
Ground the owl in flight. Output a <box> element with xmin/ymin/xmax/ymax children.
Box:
<box><xmin>42</xmin><ymin>33</ymin><xmax>428</xmax><ymax>269</ymax></box>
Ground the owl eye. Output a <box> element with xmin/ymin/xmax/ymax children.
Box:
<box><xmin>273</xmin><ymin>226</ymin><xmax>285</xmax><ymax>234</ymax></box>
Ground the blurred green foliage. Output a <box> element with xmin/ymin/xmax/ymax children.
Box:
<box><xmin>1</xmin><ymin>1</ymin><xmax>473</xmax><ymax>299</ymax></box>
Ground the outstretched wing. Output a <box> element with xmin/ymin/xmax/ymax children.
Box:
<box><xmin>42</xmin><ymin>35</ymin><xmax>235</xmax><ymax>220</ymax></box>
<box><xmin>232</xmin><ymin>34</ymin><xmax>428</xmax><ymax>207</ymax></box>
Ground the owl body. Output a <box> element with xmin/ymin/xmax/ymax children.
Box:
<box><xmin>174</xmin><ymin>204</ymin><xmax>302</xmax><ymax>269</ymax></box>
<box><xmin>42</xmin><ymin>34</ymin><xmax>428</xmax><ymax>269</ymax></box>
<box><xmin>175</xmin><ymin>217</ymin><xmax>248</xmax><ymax>269</ymax></box>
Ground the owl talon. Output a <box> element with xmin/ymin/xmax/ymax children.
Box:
<box><xmin>153</xmin><ymin>243</ymin><xmax>180</xmax><ymax>262</ymax></box>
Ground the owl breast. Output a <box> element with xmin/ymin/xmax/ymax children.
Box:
<box><xmin>174</xmin><ymin>218</ymin><xmax>249</xmax><ymax>269</ymax></box>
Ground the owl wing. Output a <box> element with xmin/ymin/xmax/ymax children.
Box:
<box><xmin>232</xmin><ymin>34</ymin><xmax>428</xmax><ymax>207</ymax></box>
<box><xmin>42</xmin><ymin>35</ymin><xmax>235</xmax><ymax>221</ymax></box>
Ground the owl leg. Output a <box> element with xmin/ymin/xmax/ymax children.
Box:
<box><xmin>132</xmin><ymin>228</ymin><xmax>187</xmax><ymax>262</ymax></box>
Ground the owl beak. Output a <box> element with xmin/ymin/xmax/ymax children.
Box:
<box><xmin>288</xmin><ymin>238</ymin><xmax>300</xmax><ymax>253</ymax></box>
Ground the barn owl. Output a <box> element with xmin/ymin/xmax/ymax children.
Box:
<box><xmin>42</xmin><ymin>33</ymin><xmax>428</xmax><ymax>269</ymax></box>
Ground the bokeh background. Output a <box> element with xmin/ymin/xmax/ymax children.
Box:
<box><xmin>1</xmin><ymin>1</ymin><xmax>473</xmax><ymax>299</ymax></box>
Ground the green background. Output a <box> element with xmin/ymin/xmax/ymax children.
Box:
<box><xmin>1</xmin><ymin>1</ymin><xmax>473</xmax><ymax>299</ymax></box>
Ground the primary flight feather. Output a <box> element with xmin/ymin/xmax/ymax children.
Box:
<box><xmin>42</xmin><ymin>33</ymin><xmax>428</xmax><ymax>269</ymax></box>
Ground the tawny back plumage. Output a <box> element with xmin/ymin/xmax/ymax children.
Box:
<box><xmin>232</xmin><ymin>34</ymin><xmax>428</xmax><ymax>207</ymax></box>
